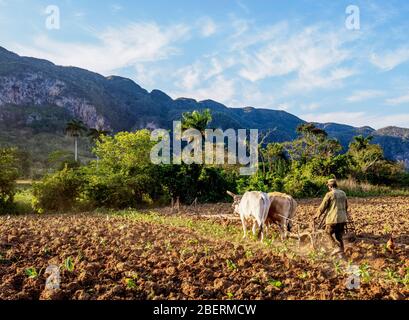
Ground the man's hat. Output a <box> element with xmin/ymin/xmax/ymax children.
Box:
<box><xmin>327</xmin><ymin>179</ymin><xmax>337</xmax><ymax>187</ymax></box>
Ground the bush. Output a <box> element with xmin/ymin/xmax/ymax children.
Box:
<box><xmin>157</xmin><ymin>165</ymin><xmax>236</xmax><ymax>203</ymax></box>
<box><xmin>236</xmin><ymin>172</ymin><xmax>285</xmax><ymax>194</ymax></box>
<box><xmin>32</xmin><ymin>166</ymin><xmax>85</xmax><ymax>213</ymax></box>
<box><xmin>283</xmin><ymin>174</ymin><xmax>328</xmax><ymax>198</ymax></box>
<box><xmin>306</xmin><ymin>154</ymin><xmax>351</xmax><ymax>179</ymax></box>
<box><xmin>398</xmin><ymin>172</ymin><xmax>409</xmax><ymax>187</ymax></box>
<box><xmin>83</xmin><ymin>169</ymin><xmax>160</xmax><ymax>209</ymax></box>
<box><xmin>197</xmin><ymin>167</ymin><xmax>237</xmax><ymax>202</ymax></box>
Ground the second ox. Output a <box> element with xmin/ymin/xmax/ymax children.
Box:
<box><xmin>266</xmin><ymin>192</ymin><xmax>297</xmax><ymax>239</ymax></box>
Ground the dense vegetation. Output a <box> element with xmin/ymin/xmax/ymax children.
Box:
<box><xmin>1</xmin><ymin>110</ymin><xmax>408</xmax><ymax>214</ymax></box>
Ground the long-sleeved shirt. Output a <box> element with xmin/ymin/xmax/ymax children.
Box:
<box><xmin>318</xmin><ymin>189</ymin><xmax>348</xmax><ymax>225</ymax></box>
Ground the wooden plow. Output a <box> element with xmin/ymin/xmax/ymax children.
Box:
<box><xmin>276</xmin><ymin>212</ymin><xmax>357</xmax><ymax>250</ymax></box>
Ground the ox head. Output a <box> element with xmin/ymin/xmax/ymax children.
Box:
<box><xmin>226</xmin><ymin>191</ymin><xmax>242</xmax><ymax>215</ymax></box>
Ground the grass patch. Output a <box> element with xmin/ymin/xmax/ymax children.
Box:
<box><xmin>113</xmin><ymin>210</ymin><xmax>245</xmax><ymax>244</ymax></box>
<box><xmin>339</xmin><ymin>179</ymin><xmax>409</xmax><ymax>197</ymax></box>
<box><xmin>14</xmin><ymin>188</ymin><xmax>34</xmax><ymax>214</ymax></box>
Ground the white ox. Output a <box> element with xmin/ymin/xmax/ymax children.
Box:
<box><xmin>265</xmin><ymin>192</ymin><xmax>297</xmax><ymax>239</ymax></box>
<box><xmin>227</xmin><ymin>191</ymin><xmax>270</xmax><ymax>241</ymax></box>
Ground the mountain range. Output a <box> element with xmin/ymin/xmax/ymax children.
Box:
<box><xmin>0</xmin><ymin>46</ymin><xmax>408</xmax><ymax>172</ymax></box>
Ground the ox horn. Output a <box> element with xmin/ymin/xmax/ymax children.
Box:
<box><xmin>226</xmin><ymin>191</ymin><xmax>237</xmax><ymax>198</ymax></box>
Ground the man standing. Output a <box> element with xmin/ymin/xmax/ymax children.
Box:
<box><xmin>315</xmin><ymin>179</ymin><xmax>348</xmax><ymax>256</ymax></box>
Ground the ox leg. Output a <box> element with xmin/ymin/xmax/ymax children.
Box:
<box><xmin>241</xmin><ymin>218</ymin><xmax>247</xmax><ymax>239</ymax></box>
<box><xmin>264</xmin><ymin>223</ymin><xmax>269</xmax><ymax>239</ymax></box>
<box><xmin>252</xmin><ymin>221</ymin><xmax>258</xmax><ymax>237</ymax></box>
<box><xmin>279</xmin><ymin>222</ymin><xmax>286</xmax><ymax>241</ymax></box>
<box><xmin>258</xmin><ymin>223</ymin><xmax>264</xmax><ymax>242</ymax></box>
<box><xmin>282</xmin><ymin>218</ymin><xmax>291</xmax><ymax>240</ymax></box>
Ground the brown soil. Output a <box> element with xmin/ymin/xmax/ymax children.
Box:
<box><xmin>0</xmin><ymin>197</ymin><xmax>408</xmax><ymax>300</ymax></box>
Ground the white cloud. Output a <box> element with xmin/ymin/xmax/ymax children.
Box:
<box><xmin>302</xmin><ymin>112</ymin><xmax>367</xmax><ymax>126</ymax></box>
<box><xmin>12</xmin><ymin>22</ymin><xmax>190</xmax><ymax>75</ymax></box>
<box><xmin>166</xmin><ymin>21</ymin><xmax>360</xmax><ymax>106</ymax></box>
<box><xmin>237</xmin><ymin>84</ymin><xmax>277</xmax><ymax>108</ymax></box>
<box><xmin>175</xmin><ymin>55</ymin><xmax>236</xmax><ymax>91</ymax></box>
<box><xmin>170</xmin><ymin>76</ymin><xmax>236</xmax><ymax>105</ymax></box>
<box><xmin>230</xmin><ymin>16</ymin><xmax>250</xmax><ymax>38</ymax></box>
<box><xmin>372</xmin><ymin>114</ymin><xmax>409</xmax><ymax>128</ymax></box>
<box><xmin>205</xmin><ymin>56</ymin><xmax>235</xmax><ymax>79</ymax></box>
<box><xmin>276</xmin><ymin>103</ymin><xmax>291</xmax><ymax>111</ymax></box>
<box><xmin>287</xmin><ymin>68</ymin><xmax>356</xmax><ymax>92</ymax></box>
<box><xmin>177</xmin><ymin>64</ymin><xmax>201</xmax><ymax>90</ymax></box>
<box><xmin>237</xmin><ymin>25</ymin><xmax>356</xmax><ymax>93</ymax></box>
<box><xmin>198</xmin><ymin>17</ymin><xmax>217</xmax><ymax>37</ymax></box>
<box><xmin>230</xmin><ymin>22</ymin><xmax>287</xmax><ymax>51</ymax></box>
<box><xmin>301</xmin><ymin>103</ymin><xmax>320</xmax><ymax>111</ymax></box>
<box><xmin>133</xmin><ymin>64</ymin><xmax>164</xmax><ymax>88</ymax></box>
<box><xmin>111</xmin><ymin>4</ymin><xmax>123</xmax><ymax>13</ymax></box>
<box><xmin>74</xmin><ymin>12</ymin><xmax>85</xmax><ymax>18</ymax></box>
<box><xmin>386</xmin><ymin>93</ymin><xmax>409</xmax><ymax>105</ymax></box>
<box><xmin>347</xmin><ymin>90</ymin><xmax>384</xmax><ymax>102</ymax></box>
<box><xmin>301</xmin><ymin>111</ymin><xmax>409</xmax><ymax>129</ymax></box>
<box><xmin>370</xmin><ymin>47</ymin><xmax>409</xmax><ymax>71</ymax></box>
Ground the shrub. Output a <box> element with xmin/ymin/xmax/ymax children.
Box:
<box><xmin>157</xmin><ymin>165</ymin><xmax>236</xmax><ymax>203</ymax></box>
<box><xmin>83</xmin><ymin>169</ymin><xmax>159</xmax><ymax>209</ymax></box>
<box><xmin>236</xmin><ymin>172</ymin><xmax>285</xmax><ymax>194</ymax></box>
<box><xmin>283</xmin><ymin>174</ymin><xmax>328</xmax><ymax>198</ymax></box>
<box><xmin>32</xmin><ymin>166</ymin><xmax>85</xmax><ymax>213</ymax></box>
<box><xmin>197</xmin><ymin>167</ymin><xmax>237</xmax><ymax>202</ymax></box>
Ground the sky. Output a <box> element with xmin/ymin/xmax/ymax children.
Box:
<box><xmin>1</xmin><ymin>0</ymin><xmax>409</xmax><ymax>129</ymax></box>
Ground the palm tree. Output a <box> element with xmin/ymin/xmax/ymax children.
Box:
<box><xmin>350</xmin><ymin>135</ymin><xmax>374</xmax><ymax>152</ymax></box>
<box><xmin>65</xmin><ymin>119</ymin><xmax>88</xmax><ymax>162</ymax></box>
<box><xmin>87</xmin><ymin>128</ymin><xmax>111</xmax><ymax>144</ymax></box>
<box><xmin>181</xmin><ymin>109</ymin><xmax>212</xmax><ymax>134</ymax></box>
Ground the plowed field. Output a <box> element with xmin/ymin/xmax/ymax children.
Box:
<box><xmin>0</xmin><ymin>197</ymin><xmax>408</xmax><ymax>300</ymax></box>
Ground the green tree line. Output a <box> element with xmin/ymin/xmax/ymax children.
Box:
<box><xmin>1</xmin><ymin>110</ymin><xmax>408</xmax><ymax>213</ymax></box>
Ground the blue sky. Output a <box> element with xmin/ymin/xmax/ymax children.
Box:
<box><xmin>1</xmin><ymin>0</ymin><xmax>409</xmax><ymax>129</ymax></box>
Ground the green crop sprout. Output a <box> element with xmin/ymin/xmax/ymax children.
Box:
<box><xmin>64</xmin><ymin>257</ymin><xmax>75</xmax><ymax>272</ymax></box>
<box><xmin>25</xmin><ymin>267</ymin><xmax>38</xmax><ymax>279</ymax></box>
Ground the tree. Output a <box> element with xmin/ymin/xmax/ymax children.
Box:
<box><xmin>85</xmin><ymin>130</ymin><xmax>162</xmax><ymax>207</ymax></box>
<box><xmin>285</xmin><ymin>123</ymin><xmax>341</xmax><ymax>163</ymax></box>
<box><xmin>87</xmin><ymin>128</ymin><xmax>111</xmax><ymax>144</ymax></box>
<box><xmin>260</xmin><ymin>142</ymin><xmax>288</xmax><ymax>177</ymax></box>
<box><xmin>349</xmin><ymin>135</ymin><xmax>374</xmax><ymax>152</ymax></box>
<box><xmin>65</xmin><ymin>119</ymin><xmax>88</xmax><ymax>162</ymax></box>
<box><xmin>347</xmin><ymin>135</ymin><xmax>404</xmax><ymax>184</ymax></box>
<box><xmin>0</xmin><ymin>148</ymin><xmax>20</xmax><ymax>213</ymax></box>
<box><xmin>181</xmin><ymin>109</ymin><xmax>212</xmax><ymax>134</ymax></box>
<box><xmin>296</xmin><ymin>123</ymin><xmax>328</xmax><ymax>139</ymax></box>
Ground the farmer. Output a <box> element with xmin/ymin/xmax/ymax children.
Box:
<box><xmin>314</xmin><ymin>179</ymin><xmax>348</xmax><ymax>256</ymax></box>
